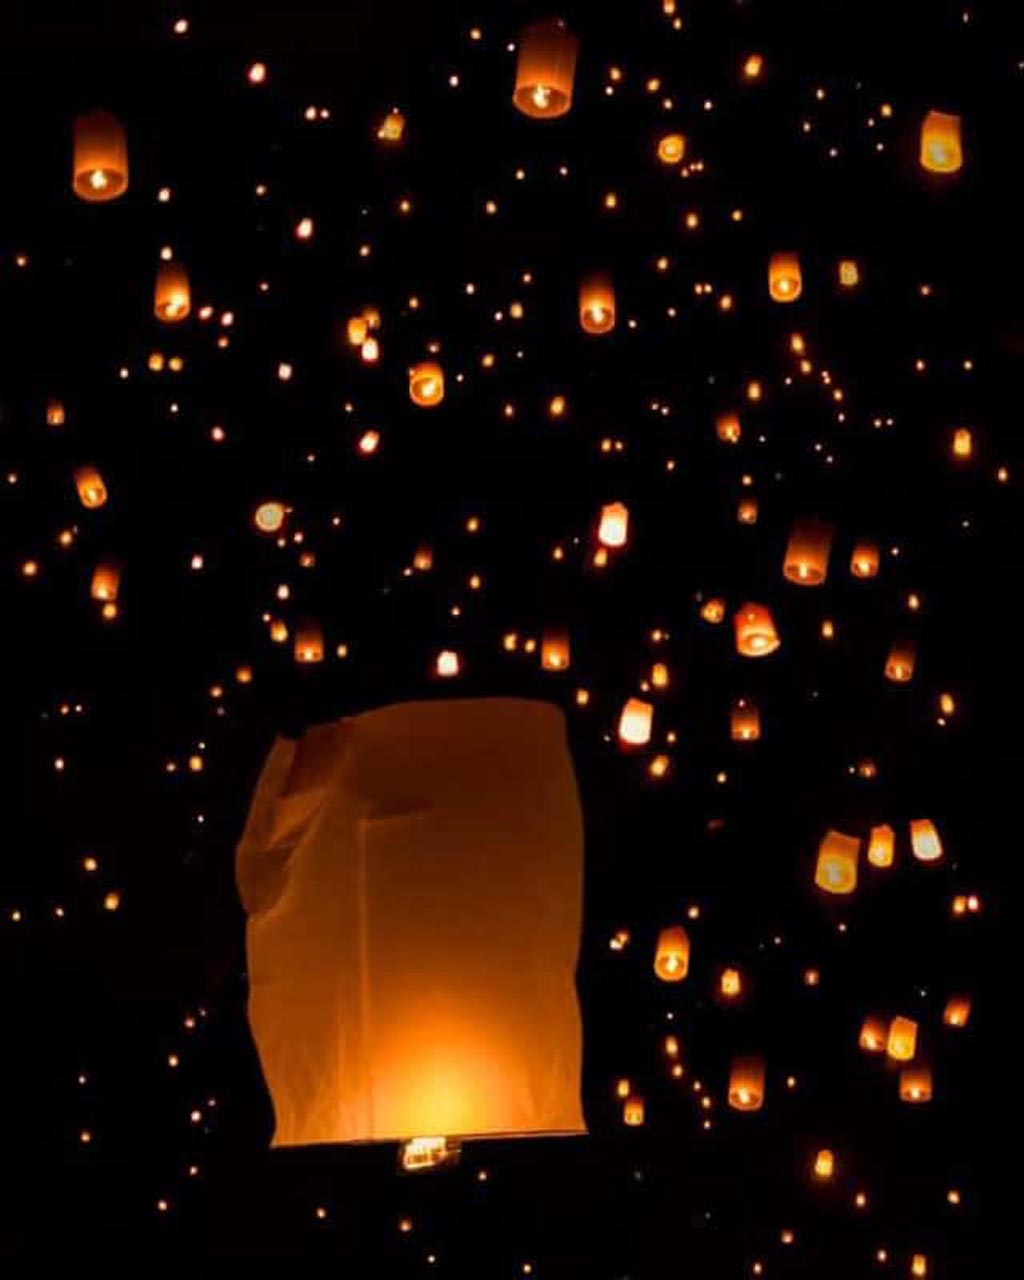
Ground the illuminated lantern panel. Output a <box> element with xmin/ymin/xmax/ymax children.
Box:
<box><xmin>867</xmin><ymin>823</ymin><xmax>895</xmax><ymax>869</ymax></box>
<box><xmin>512</xmin><ymin>19</ymin><xmax>580</xmax><ymax>119</ymax></box>
<box><xmin>859</xmin><ymin>1015</ymin><xmax>887</xmax><ymax>1053</ymax></box>
<box><xmin>943</xmin><ymin>995</ymin><xmax>972</xmax><ymax>1028</ymax></box>
<box><xmin>598</xmin><ymin>501</ymin><xmax>629</xmax><ymax>548</ymax></box>
<box><xmin>653</xmin><ymin>925</ymin><xmax>690</xmax><ymax>982</ymax></box>
<box><xmin>736</xmin><ymin>497</ymin><xmax>758</xmax><ymax>525</ymax></box>
<box><xmin>850</xmin><ymin>541</ymin><xmax>880</xmax><ymax>579</ymax></box>
<box><xmin>720</xmin><ymin>967</ymin><xmax>743</xmax><ymax>998</ymax></box>
<box><xmin>701</xmin><ymin>598</ymin><xmax>726</xmax><ymax>624</ymax></box>
<box><xmin>236</xmin><ymin>698</ymin><xmax>587</xmax><ymax>1145</ymax></box>
<box><xmin>909</xmin><ymin>818</ymin><xmax>943</xmax><ymax>863</ymax></box>
<box><xmin>154</xmin><ymin>262</ymin><xmax>191</xmax><ymax>322</ymax></box>
<box><xmin>730</xmin><ymin>698</ymin><xmax>761</xmax><ymax>741</ymax></box>
<box><xmin>74</xmin><ymin>464</ymin><xmax>108</xmax><ymax>510</ymax></box>
<box><xmin>46</xmin><ymin>400</ymin><xmax>66</xmax><ymax>427</ymax></box>
<box><xmin>409</xmin><ymin>361</ymin><xmax>445</xmax><ymax>407</ymax></box>
<box><xmin>579</xmin><ymin>273</ymin><xmax>616</xmax><ymax>334</ymax></box>
<box><xmin>838</xmin><ymin>258</ymin><xmax>860</xmax><ymax>287</ymax></box>
<box><xmin>886</xmin><ymin>1015</ymin><xmax>918</xmax><ymax>1062</ymax></box>
<box><xmin>72</xmin><ymin>109</ymin><xmax>128</xmax><ymax>201</ymax></box>
<box><xmin>885</xmin><ymin>641</ymin><xmax>916</xmax><ymax>683</ymax></box>
<box><xmin>783</xmin><ymin>517</ymin><xmax>833</xmax><ymax>585</ymax></box>
<box><xmin>253</xmin><ymin>501</ymin><xmax>286</xmax><ymax>535</ymax></box>
<box><xmin>952</xmin><ymin>426</ymin><xmax>973</xmax><ymax>459</ymax></box>
<box><xmin>813</xmin><ymin>1149</ymin><xmax>835</xmax><ymax>1180</ymax></box>
<box><xmin>412</xmin><ymin>545</ymin><xmax>433</xmax><ymax>572</ymax></box>
<box><xmin>768</xmin><ymin>251</ymin><xmax>802</xmax><ymax>302</ymax></box>
<box><xmin>90</xmin><ymin>561</ymin><xmax>121</xmax><ymax>602</ymax></box>
<box><xmin>900</xmin><ymin>1065</ymin><xmax>933</xmax><ymax>1103</ymax></box>
<box><xmin>920</xmin><ymin>109</ymin><xmax>963</xmax><ymax>174</ymax></box>
<box><xmin>716</xmin><ymin>412</ymin><xmax>741</xmax><ymax>443</ymax></box>
<box><xmin>541</xmin><ymin>628</ymin><xmax>571</xmax><ymax>671</ymax></box>
<box><xmin>618</xmin><ymin>697</ymin><xmax>653</xmax><ymax>746</ymax></box>
<box><xmin>734</xmin><ymin>602</ymin><xmax>781</xmax><ymax>657</ymax></box>
<box><xmin>814</xmin><ymin>829</ymin><xmax>860</xmax><ymax>895</ymax></box>
<box><xmin>728</xmin><ymin>1057</ymin><xmax>765</xmax><ymax>1112</ymax></box>
<box><xmin>294</xmin><ymin>621</ymin><xmax>324</xmax><ymax>664</ymax></box>
<box><xmin>657</xmin><ymin>132</ymin><xmax>686</xmax><ymax>164</ymax></box>
<box><xmin>622</xmin><ymin>1095</ymin><xmax>645</xmax><ymax>1126</ymax></box>
<box><xmin>377</xmin><ymin>108</ymin><xmax>406</xmax><ymax>142</ymax></box>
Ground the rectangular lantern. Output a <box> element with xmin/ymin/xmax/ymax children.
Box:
<box><xmin>513</xmin><ymin>19</ymin><xmax>579</xmax><ymax>119</ymax></box>
<box><xmin>814</xmin><ymin>829</ymin><xmax>860</xmax><ymax>894</ymax></box>
<box><xmin>728</xmin><ymin>1057</ymin><xmax>765</xmax><ymax>1111</ymax></box>
<box><xmin>783</xmin><ymin>517</ymin><xmax>833</xmax><ymax>585</ymax></box>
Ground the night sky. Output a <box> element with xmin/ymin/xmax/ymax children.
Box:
<box><xmin>0</xmin><ymin>0</ymin><xmax>1014</xmax><ymax>1271</ymax></box>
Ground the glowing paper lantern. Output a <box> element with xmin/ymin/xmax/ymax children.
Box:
<box><xmin>653</xmin><ymin>925</ymin><xmax>690</xmax><ymax>981</ymax></box>
<box><xmin>814</xmin><ymin>829</ymin><xmax>860</xmax><ymax>895</ymax></box>
<box><xmin>598</xmin><ymin>501</ymin><xmax>629</xmax><ymax>548</ymax></box>
<box><xmin>899</xmin><ymin>1065</ymin><xmax>933</xmax><ymax>1103</ymax></box>
<box><xmin>885</xmin><ymin>641</ymin><xmax>916</xmax><ymax>683</ymax></box>
<box><xmin>377</xmin><ymin>109</ymin><xmax>406</xmax><ymax>142</ymax></box>
<box><xmin>734</xmin><ymin>603</ymin><xmax>780</xmax><ymax>657</ymax></box>
<box><xmin>768</xmin><ymin>252</ymin><xmax>802</xmax><ymax>302</ymax></box>
<box><xmin>541</xmin><ymin>628</ymin><xmax>571</xmax><ymax>671</ymax></box>
<box><xmin>253</xmin><ymin>501</ymin><xmax>286</xmax><ymax>535</ymax></box>
<box><xmin>154</xmin><ymin>262</ymin><xmax>191</xmax><ymax>322</ymax></box>
<box><xmin>618</xmin><ymin>697</ymin><xmax>653</xmax><ymax>746</ymax></box>
<box><xmin>867</xmin><ymin>823</ymin><xmax>895</xmax><ymax>869</ymax></box>
<box><xmin>409</xmin><ymin>361</ymin><xmax>445</xmax><ymax>407</ymax></box>
<box><xmin>90</xmin><ymin>561</ymin><xmax>120</xmax><ymax>602</ymax></box>
<box><xmin>886</xmin><ymin>1016</ymin><xmax>918</xmax><ymax>1062</ymax></box>
<box><xmin>716</xmin><ymin>412</ymin><xmax>741</xmax><ymax>443</ymax></box>
<box><xmin>813</xmin><ymin>1149</ymin><xmax>835</xmax><ymax>1179</ymax></box>
<box><xmin>622</xmin><ymin>1095</ymin><xmax>645</xmax><ymax>1126</ymax></box>
<box><xmin>943</xmin><ymin>995</ymin><xmax>971</xmax><ymax>1028</ymax></box>
<box><xmin>513</xmin><ymin>19</ymin><xmax>580</xmax><ymax>119</ymax></box>
<box><xmin>909</xmin><ymin>818</ymin><xmax>943</xmax><ymax>863</ymax></box>
<box><xmin>74</xmin><ymin>465</ymin><xmax>108</xmax><ymax>510</ymax></box>
<box><xmin>850</xmin><ymin>541</ymin><xmax>880</xmax><ymax>578</ymax></box>
<box><xmin>728</xmin><ymin>1057</ymin><xmax>765</xmax><ymax>1111</ymax></box>
<box><xmin>579</xmin><ymin>273</ymin><xmax>616</xmax><ymax>334</ymax></box>
<box><xmin>237</xmin><ymin>698</ymin><xmax>587</xmax><ymax>1147</ymax></box>
<box><xmin>294</xmin><ymin>621</ymin><xmax>324</xmax><ymax>664</ymax></box>
<box><xmin>920</xmin><ymin>110</ymin><xmax>963</xmax><ymax>175</ymax></box>
<box><xmin>657</xmin><ymin>133</ymin><xmax>686</xmax><ymax>164</ymax></box>
<box><xmin>730</xmin><ymin>699</ymin><xmax>761</xmax><ymax>741</ymax></box>
<box><xmin>720</xmin><ymin>968</ymin><xmax>742</xmax><ymax>998</ymax></box>
<box><xmin>46</xmin><ymin>400</ymin><xmax>66</xmax><ymax>427</ymax></box>
<box><xmin>783</xmin><ymin>518</ymin><xmax>833</xmax><ymax>585</ymax></box>
<box><xmin>859</xmin><ymin>1015</ymin><xmax>887</xmax><ymax>1053</ymax></box>
<box><xmin>72</xmin><ymin>110</ymin><xmax>128</xmax><ymax>201</ymax></box>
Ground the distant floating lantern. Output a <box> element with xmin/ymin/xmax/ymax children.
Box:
<box><xmin>899</xmin><ymin>1064</ymin><xmax>933</xmax><ymax>1103</ymax></box>
<box><xmin>885</xmin><ymin>641</ymin><xmax>916</xmax><ymax>683</ymax></box>
<box><xmin>73</xmin><ymin>110</ymin><xmax>128</xmax><ymax>201</ymax></box>
<box><xmin>347</xmin><ymin>315</ymin><xmax>369</xmax><ymax>346</ymax></box>
<box><xmin>412</xmin><ymin>545</ymin><xmax>433</xmax><ymax>572</ymax></box>
<box><xmin>859</xmin><ymin>1015</ymin><xmax>887</xmax><ymax>1053</ymax></box>
<box><xmin>46</xmin><ymin>400</ymin><xmax>66</xmax><ymax>427</ymax></box>
<box><xmin>920</xmin><ymin>110</ymin><xmax>963</xmax><ymax>175</ymax></box>
<box><xmin>734</xmin><ymin>603</ymin><xmax>780</xmax><ymax>657</ymax></box>
<box><xmin>943</xmin><ymin>995</ymin><xmax>971</xmax><ymax>1028</ymax></box>
<box><xmin>728</xmin><ymin>1057</ymin><xmax>765</xmax><ymax>1112</ymax></box>
<box><xmin>813</xmin><ymin>1149</ymin><xmax>835</xmax><ymax>1179</ymax></box>
<box><xmin>653</xmin><ymin>925</ymin><xmax>690</xmax><ymax>982</ymax></box>
<box><xmin>730</xmin><ymin>698</ymin><xmax>761</xmax><ymax>741</ymax></box>
<box><xmin>952</xmin><ymin>427</ymin><xmax>973</xmax><ymax>459</ymax></box>
<box><xmin>377</xmin><ymin>109</ymin><xmax>406</xmax><ymax>142</ymax></box>
<box><xmin>579</xmin><ymin>273</ymin><xmax>616</xmax><ymax>334</ymax></box>
<box><xmin>720</xmin><ymin>967</ymin><xmax>743</xmax><ymax>998</ymax></box>
<box><xmin>622</xmin><ymin>1095</ymin><xmax>645</xmax><ymax>1126</ymax></box>
<box><xmin>737</xmin><ymin>497</ymin><xmax>758</xmax><ymax>525</ymax></box>
<box><xmin>657</xmin><ymin>133</ymin><xmax>686</xmax><ymax>164</ymax></box>
<box><xmin>513</xmin><ymin>19</ymin><xmax>580</xmax><ymax>119</ymax></box>
<box><xmin>618</xmin><ymin>697</ymin><xmax>653</xmax><ymax>746</ymax></box>
<box><xmin>74</xmin><ymin>465</ymin><xmax>108</xmax><ymax>510</ymax></box>
<box><xmin>90</xmin><ymin>561</ymin><xmax>120</xmax><ymax>602</ymax></box>
<box><xmin>294</xmin><ymin>621</ymin><xmax>324</xmax><ymax>664</ymax></box>
<box><xmin>768</xmin><ymin>252</ymin><xmax>802</xmax><ymax>303</ymax></box>
<box><xmin>598</xmin><ymin>501</ymin><xmax>629</xmax><ymax>548</ymax></box>
<box><xmin>783</xmin><ymin>518</ymin><xmax>833</xmax><ymax>586</ymax></box>
<box><xmin>716</xmin><ymin>412</ymin><xmax>741</xmax><ymax>444</ymax></box>
<box><xmin>850</xmin><ymin>541</ymin><xmax>880</xmax><ymax>578</ymax></box>
<box><xmin>541</xmin><ymin>628</ymin><xmax>571</xmax><ymax>671</ymax></box>
<box><xmin>886</xmin><ymin>1016</ymin><xmax>918</xmax><ymax>1062</ymax></box>
<box><xmin>867</xmin><ymin>823</ymin><xmax>895</xmax><ymax>869</ymax></box>
<box><xmin>701</xmin><ymin>598</ymin><xmax>726</xmax><ymax>624</ymax></box>
<box><xmin>436</xmin><ymin>650</ymin><xmax>461</xmax><ymax>678</ymax></box>
<box><xmin>409</xmin><ymin>361</ymin><xmax>445</xmax><ymax>407</ymax></box>
<box><xmin>814</xmin><ymin>829</ymin><xmax>860</xmax><ymax>895</ymax></box>
<box><xmin>154</xmin><ymin>262</ymin><xmax>191</xmax><ymax>322</ymax></box>
<box><xmin>909</xmin><ymin>818</ymin><xmax>943</xmax><ymax>863</ymax></box>
<box><xmin>253</xmin><ymin>501</ymin><xmax>286</xmax><ymax>534</ymax></box>
<box><xmin>838</xmin><ymin>259</ymin><xmax>860</xmax><ymax>288</ymax></box>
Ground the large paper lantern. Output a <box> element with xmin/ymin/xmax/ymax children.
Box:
<box><xmin>768</xmin><ymin>251</ymin><xmax>802</xmax><ymax>302</ymax></box>
<box><xmin>783</xmin><ymin>517</ymin><xmax>833</xmax><ymax>585</ymax></box>
<box><xmin>513</xmin><ymin>19</ymin><xmax>580</xmax><ymax>119</ymax></box>
<box><xmin>919</xmin><ymin>110</ymin><xmax>962</xmax><ymax>174</ymax></box>
<box><xmin>734</xmin><ymin>602</ymin><xmax>780</xmax><ymax>657</ymax></box>
<box><xmin>72</xmin><ymin>110</ymin><xmax>128</xmax><ymax>202</ymax></box>
<box><xmin>814</xmin><ymin>829</ymin><xmax>860</xmax><ymax>895</ymax></box>
<box><xmin>154</xmin><ymin>262</ymin><xmax>191</xmax><ymax>322</ymax></box>
<box><xmin>237</xmin><ymin>698</ymin><xmax>587</xmax><ymax>1151</ymax></box>
<box><xmin>579</xmin><ymin>273</ymin><xmax>616</xmax><ymax>334</ymax></box>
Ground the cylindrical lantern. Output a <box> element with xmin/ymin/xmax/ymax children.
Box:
<box><xmin>90</xmin><ymin>561</ymin><xmax>120</xmax><ymax>602</ymax></box>
<box><xmin>720</xmin><ymin>967</ymin><xmax>743</xmax><ymax>998</ymax></box>
<box><xmin>74</xmin><ymin>465</ymin><xmax>108</xmax><ymax>509</ymax></box>
<box><xmin>814</xmin><ymin>829</ymin><xmax>860</xmax><ymax>895</ymax></box>
<box><xmin>885</xmin><ymin>641</ymin><xmax>916</xmax><ymax>683</ymax></box>
<box><xmin>294</xmin><ymin>621</ymin><xmax>324</xmax><ymax>664</ymax></box>
<box><xmin>579</xmin><ymin>273</ymin><xmax>616</xmax><ymax>334</ymax></box>
<box><xmin>909</xmin><ymin>818</ymin><xmax>942</xmax><ymax>863</ymax></box>
<box><xmin>512</xmin><ymin>19</ymin><xmax>580</xmax><ymax>119</ymax></box>
<box><xmin>657</xmin><ymin>133</ymin><xmax>686</xmax><ymax>164</ymax></box>
<box><xmin>409</xmin><ymin>361</ymin><xmax>445</xmax><ymax>407</ymax></box>
<box><xmin>899</xmin><ymin>1065</ymin><xmax>933</xmax><ymax>1103</ymax></box>
<box><xmin>618</xmin><ymin>697</ymin><xmax>653</xmax><ymax>746</ymax></box>
<box><xmin>541</xmin><ymin>628</ymin><xmax>571</xmax><ymax>671</ymax></box>
<box><xmin>734</xmin><ymin>603</ymin><xmax>780</xmax><ymax>657</ymax></box>
<box><xmin>46</xmin><ymin>400</ymin><xmax>66</xmax><ymax>427</ymax></box>
<box><xmin>154</xmin><ymin>262</ymin><xmax>191</xmax><ymax>323</ymax></box>
<box><xmin>886</xmin><ymin>1015</ymin><xmax>918</xmax><ymax>1062</ymax></box>
<box><xmin>768</xmin><ymin>252</ymin><xmax>802</xmax><ymax>302</ymax></box>
<box><xmin>653</xmin><ymin>925</ymin><xmax>690</xmax><ymax>981</ymax></box>
<box><xmin>73</xmin><ymin>110</ymin><xmax>128</xmax><ymax>202</ymax></box>
<box><xmin>867</xmin><ymin>823</ymin><xmax>895</xmax><ymax>868</ymax></box>
<box><xmin>728</xmin><ymin>1057</ymin><xmax>765</xmax><ymax>1111</ymax></box>
<box><xmin>859</xmin><ymin>1015</ymin><xmax>887</xmax><ymax>1053</ymax></box>
<box><xmin>377</xmin><ymin>109</ymin><xmax>406</xmax><ymax>142</ymax></box>
<box><xmin>598</xmin><ymin>501</ymin><xmax>629</xmax><ymax>548</ymax></box>
<box><xmin>850</xmin><ymin>541</ymin><xmax>880</xmax><ymax>578</ymax></box>
<box><xmin>943</xmin><ymin>995</ymin><xmax>971</xmax><ymax>1028</ymax></box>
<box><xmin>622</xmin><ymin>1095</ymin><xmax>645</xmax><ymax>1126</ymax></box>
<box><xmin>920</xmin><ymin>110</ymin><xmax>963</xmax><ymax>174</ymax></box>
<box><xmin>783</xmin><ymin>518</ymin><xmax>833</xmax><ymax>585</ymax></box>
<box><xmin>737</xmin><ymin>497</ymin><xmax>758</xmax><ymax>525</ymax></box>
<box><xmin>716</xmin><ymin>412</ymin><xmax>741</xmax><ymax>443</ymax></box>
<box><xmin>730</xmin><ymin>698</ymin><xmax>761</xmax><ymax>741</ymax></box>
<box><xmin>236</xmin><ymin>698</ymin><xmax>587</xmax><ymax>1146</ymax></box>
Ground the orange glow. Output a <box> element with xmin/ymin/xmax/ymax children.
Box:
<box><xmin>943</xmin><ymin>995</ymin><xmax>972</xmax><ymax>1028</ymax></box>
<box><xmin>409</xmin><ymin>361</ymin><xmax>445</xmax><ymax>407</ymax></box>
<box><xmin>90</xmin><ymin>561</ymin><xmax>121</xmax><ymax>602</ymax></box>
<box><xmin>885</xmin><ymin>641</ymin><xmax>916</xmax><ymax>683</ymax></box>
<box><xmin>952</xmin><ymin>427</ymin><xmax>973</xmax><ymax>459</ymax></box>
<box><xmin>657</xmin><ymin>133</ymin><xmax>686</xmax><ymax>164</ymax></box>
<box><xmin>253</xmin><ymin>501</ymin><xmax>286</xmax><ymax>534</ymax></box>
<box><xmin>541</xmin><ymin>629</ymin><xmax>571</xmax><ymax>671</ymax></box>
<box><xmin>513</xmin><ymin>19</ymin><xmax>580</xmax><ymax>119</ymax></box>
<box><xmin>720</xmin><ymin>968</ymin><xmax>742</xmax><ymax>998</ymax></box>
<box><xmin>900</xmin><ymin>1064</ymin><xmax>933</xmax><ymax>1103</ymax></box>
<box><xmin>294</xmin><ymin>621</ymin><xmax>324</xmax><ymax>664</ymax></box>
<box><xmin>74</xmin><ymin>464</ymin><xmax>108</xmax><ymax>510</ymax></box>
<box><xmin>814</xmin><ymin>829</ymin><xmax>859</xmax><ymax>895</ymax></box>
<box><xmin>886</xmin><ymin>1015</ymin><xmax>918</xmax><ymax>1062</ymax></box>
<box><xmin>154</xmin><ymin>262</ymin><xmax>191</xmax><ymax>322</ymax></box>
<box><xmin>813</xmin><ymin>1149</ymin><xmax>835</xmax><ymax>1179</ymax></box>
<box><xmin>579</xmin><ymin>273</ymin><xmax>616</xmax><ymax>334</ymax></box>
<box><xmin>730</xmin><ymin>699</ymin><xmax>761</xmax><ymax>741</ymax></box>
<box><xmin>909</xmin><ymin>818</ymin><xmax>943</xmax><ymax>863</ymax></box>
<box><xmin>377</xmin><ymin>109</ymin><xmax>406</xmax><ymax>143</ymax></box>
<box><xmin>623</xmin><ymin>1095</ymin><xmax>645</xmax><ymax>1126</ymax></box>
<box><xmin>867</xmin><ymin>824</ymin><xmax>895</xmax><ymax>869</ymax></box>
<box><xmin>598</xmin><ymin>501</ymin><xmax>629</xmax><ymax>548</ymax></box>
<box><xmin>850</xmin><ymin>541</ymin><xmax>880</xmax><ymax>578</ymax></box>
<box><xmin>768</xmin><ymin>252</ymin><xmax>802</xmax><ymax>302</ymax></box>
<box><xmin>859</xmin><ymin>1015</ymin><xmax>887</xmax><ymax>1053</ymax></box>
<box><xmin>653</xmin><ymin>925</ymin><xmax>690</xmax><ymax>981</ymax></box>
<box><xmin>618</xmin><ymin>697</ymin><xmax>653</xmax><ymax>746</ymax></box>
<box><xmin>728</xmin><ymin>1057</ymin><xmax>765</xmax><ymax>1111</ymax></box>
<box><xmin>734</xmin><ymin>603</ymin><xmax>780</xmax><ymax>657</ymax></box>
<box><xmin>920</xmin><ymin>110</ymin><xmax>962</xmax><ymax>174</ymax></box>
<box><xmin>716</xmin><ymin>412</ymin><xmax>741</xmax><ymax>443</ymax></box>
<box><xmin>73</xmin><ymin>110</ymin><xmax>128</xmax><ymax>201</ymax></box>
<box><xmin>783</xmin><ymin>518</ymin><xmax>833</xmax><ymax>585</ymax></box>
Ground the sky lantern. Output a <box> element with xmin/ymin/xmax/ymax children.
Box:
<box><xmin>720</xmin><ymin>968</ymin><xmax>743</xmax><ymax>998</ymax></box>
<box><xmin>622</xmin><ymin>1095</ymin><xmax>645</xmax><ymax>1126</ymax></box>
<box><xmin>657</xmin><ymin>132</ymin><xmax>686</xmax><ymax>164</ymax></box>
<box><xmin>850</xmin><ymin>541</ymin><xmax>880</xmax><ymax>578</ymax></box>
<box><xmin>653</xmin><ymin>925</ymin><xmax>690</xmax><ymax>981</ymax></box>
<box><xmin>579</xmin><ymin>273</ymin><xmax>616</xmax><ymax>334</ymax></box>
<box><xmin>513</xmin><ymin>19</ymin><xmax>580</xmax><ymax>119</ymax></box>
<box><xmin>436</xmin><ymin>649</ymin><xmax>461</xmax><ymax>678</ymax></box>
<box><xmin>900</xmin><ymin>1065</ymin><xmax>933</xmax><ymax>1103</ymax></box>
<box><xmin>46</xmin><ymin>400</ymin><xmax>66</xmax><ymax>427</ymax></box>
<box><xmin>294</xmin><ymin>620</ymin><xmax>324</xmax><ymax>663</ymax></box>
<box><xmin>377</xmin><ymin>108</ymin><xmax>406</xmax><ymax>142</ymax></box>
<box><xmin>813</xmin><ymin>1149</ymin><xmax>835</xmax><ymax>1180</ymax></box>
<box><xmin>236</xmin><ymin>698</ymin><xmax>586</xmax><ymax>1151</ymax></box>
<box><xmin>734</xmin><ymin>603</ymin><xmax>780</xmax><ymax>657</ymax></box>
<box><xmin>409</xmin><ymin>361</ymin><xmax>445</xmax><ymax>407</ymax></box>
<box><xmin>598</xmin><ymin>501</ymin><xmax>629</xmax><ymax>548</ymax></box>
<box><xmin>859</xmin><ymin>1015</ymin><xmax>887</xmax><ymax>1053</ymax></box>
<box><xmin>867</xmin><ymin>823</ymin><xmax>895</xmax><ymax>869</ymax></box>
<box><xmin>541</xmin><ymin>628</ymin><xmax>571</xmax><ymax>671</ymax></box>
<box><xmin>886</xmin><ymin>1016</ymin><xmax>918</xmax><ymax>1062</ymax></box>
<box><xmin>783</xmin><ymin>518</ymin><xmax>833</xmax><ymax>585</ymax></box>
<box><xmin>154</xmin><ymin>262</ymin><xmax>191</xmax><ymax>322</ymax></box>
<box><xmin>768</xmin><ymin>252</ymin><xmax>802</xmax><ymax>302</ymax></box>
<box><xmin>730</xmin><ymin>698</ymin><xmax>761</xmax><ymax>741</ymax></box>
<box><xmin>814</xmin><ymin>829</ymin><xmax>860</xmax><ymax>895</ymax></box>
<box><xmin>885</xmin><ymin>641</ymin><xmax>916</xmax><ymax>683</ymax></box>
<box><xmin>728</xmin><ymin>1057</ymin><xmax>765</xmax><ymax>1111</ymax></box>
<box><xmin>74</xmin><ymin>464</ymin><xmax>108</xmax><ymax>510</ymax></box>
<box><xmin>943</xmin><ymin>995</ymin><xmax>972</xmax><ymax>1028</ymax></box>
<box><xmin>920</xmin><ymin>110</ymin><xmax>963</xmax><ymax>174</ymax></box>
<box><xmin>909</xmin><ymin>818</ymin><xmax>943</xmax><ymax>863</ymax></box>
<box><xmin>618</xmin><ymin>697</ymin><xmax>653</xmax><ymax>746</ymax></box>
<box><xmin>253</xmin><ymin>501</ymin><xmax>286</xmax><ymax>534</ymax></box>
<box><xmin>716</xmin><ymin>412</ymin><xmax>741</xmax><ymax>443</ymax></box>
<box><xmin>952</xmin><ymin>427</ymin><xmax>973</xmax><ymax>459</ymax></box>
<box><xmin>90</xmin><ymin>561</ymin><xmax>120</xmax><ymax>602</ymax></box>
<box><xmin>72</xmin><ymin>110</ymin><xmax>128</xmax><ymax>201</ymax></box>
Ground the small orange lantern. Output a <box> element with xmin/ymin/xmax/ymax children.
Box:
<box><xmin>513</xmin><ymin>19</ymin><xmax>580</xmax><ymax>119</ymax></box>
<box><xmin>579</xmin><ymin>273</ymin><xmax>616</xmax><ymax>334</ymax></box>
<box><xmin>859</xmin><ymin>1015</ymin><xmax>887</xmax><ymax>1053</ymax></box>
<box><xmin>942</xmin><ymin>995</ymin><xmax>971</xmax><ymax>1028</ymax></box>
<box><xmin>657</xmin><ymin>133</ymin><xmax>686</xmax><ymax>164</ymax></box>
<box><xmin>867</xmin><ymin>824</ymin><xmax>895</xmax><ymax>869</ymax></box>
<box><xmin>909</xmin><ymin>819</ymin><xmax>943</xmax><ymax>863</ymax></box>
<box><xmin>154</xmin><ymin>262</ymin><xmax>191</xmax><ymax>322</ymax></box>
<box><xmin>618</xmin><ymin>697</ymin><xmax>653</xmax><ymax>746</ymax></box>
<box><xmin>734</xmin><ymin>603</ymin><xmax>780</xmax><ymax>657</ymax></box>
<box><xmin>920</xmin><ymin>110</ymin><xmax>962</xmax><ymax>175</ymax></box>
<box><xmin>814</xmin><ymin>829</ymin><xmax>860</xmax><ymax>895</ymax></box>
<box><xmin>90</xmin><ymin>561</ymin><xmax>120</xmax><ymax>602</ymax></box>
<box><xmin>46</xmin><ymin>400</ymin><xmax>66</xmax><ymax>427</ymax></box>
<box><xmin>377</xmin><ymin>109</ymin><xmax>406</xmax><ymax>142</ymax></box>
<box><xmin>952</xmin><ymin>427</ymin><xmax>973</xmax><ymax>460</ymax></box>
<box><xmin>850</xmin><ymin>541</ymin><xmax>880</xmax><ymax>578</ymax></box>
<box><xmin>598</xmin><ymin>501</ymin><xmax>629</xmax><ymax>548</ymax></box>
<box><xmin>622</xmin><ymin>1095</ymin><xmax>645</xmax><ymax>1126</ymax></box>
<box><xmin>720</xmin><ymin>968</ymin><xmax>743</xmax><ymax>998</ymax></box>
<box><xmin>541</xmin><ymin>628</ymin><xmax>571</xmax><ymax>671</ymax></box>
<box><xmin>74</xmin><ymin>465</ymin><xmax>108</xmax><ymax>510</ymax></box>
<box><xmin>253</xmin><ymin>501</ymin><xmax>286</xmax><ymax>534</ymax></box>
<box><xmin>730</xmin><ymin>699</ymin><xmax>761</xmax><ymax>741</ymax></box>
<box><xmin>73</xmin><ymin>110</ymin><xmax>128</xmax><ymax>201</ymax></box>
<box><xmin>783</xmin><ymin>518</ymin><xmax>833</xmax><ymax>585</ymax></box>
<box><xmin>737</xmin><ymin>497</ymin><xmax>758</xmax><ymax>525</ymax></box>
<box><xmin>885</xmin><ymin>641</ymin><xmax>916</xmax><ymax>683</ymax></box>
<box><xmin>813</xmin><ymin>1149</ymin><xmax>835</xmax><ymax>1180</ymax></box>
<box><xmin>899</xmin><ymin>1064</ymin><xmax>933</xmax><ymax>1103</ymax></box>
<box><xmin>838</xmin><ymin>259</ymin><xmax>860</xmax><ymax>288</ymax></box>
<box><xmin>886</xmin><ymin>1016</ymin><xmax>918</xmax><ymax>1062</ymax></box>
<box><xmin>294</xmin><ymin>621</ymin><xmax>324</xmax><ymax>664</ymax></box>
<box><xmin>716</xmin><ymin>412</ymin><xmax>741</xmax><ymax>444</ymax></box>
<box><xmin>435</xmin><ymin>650</ymin><xmax>461</xmax><ymax>678</ymax></box>
<box><xmin>728</xmin><ymin>1057</ymin><xmax>765</xmax><ymax>1111</ymax></box>
<box><xmin>653</xmin><ymin>925</ymin><xmax>690</xmax><ymax>981</ymax></box>
<box><xmin>409</xmin><ymin>361</ymin><xmax>445</xmax><ymax>407</ymax></box>
<box><xmin>412</xmin><ymin>545</ymin><xmax>433</xmax><ymax>572</ymax></box>
<box><xmin>768</xmin><ymin>252</ymin><xmax>802</xmax><ymax>303</ymax></box>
